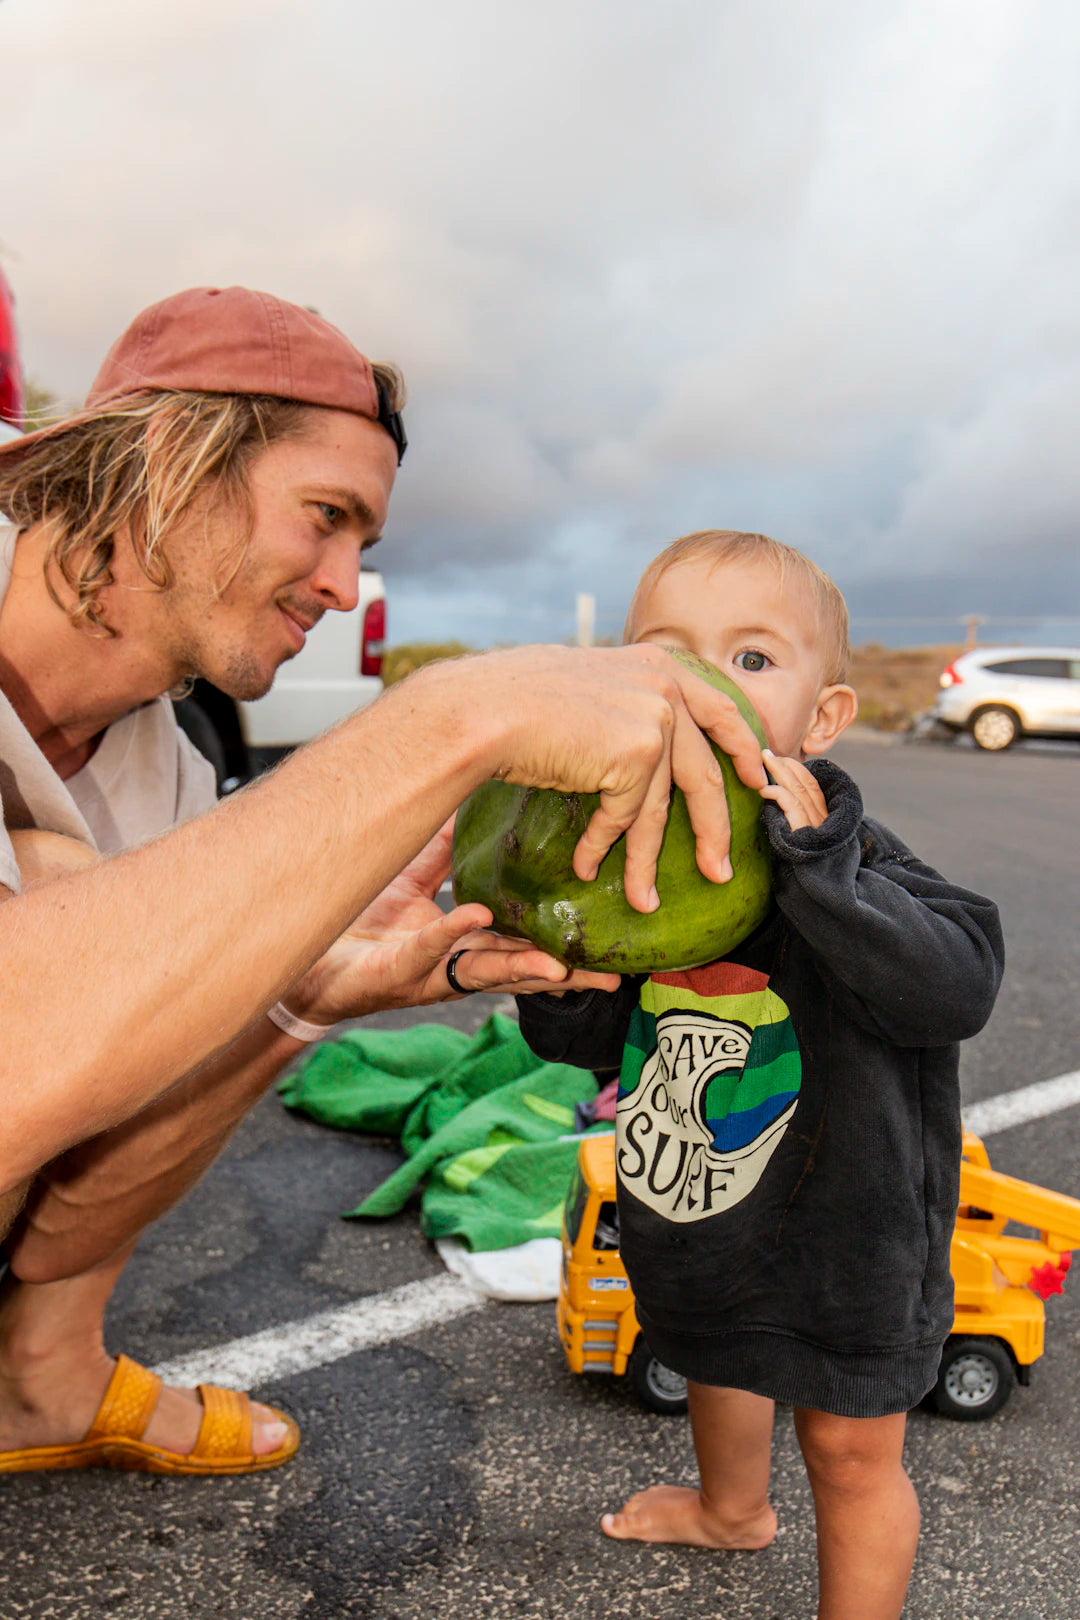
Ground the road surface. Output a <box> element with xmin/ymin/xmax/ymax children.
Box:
<box><xmin>3</xmin><ymin>734</ymin><xmax>1079</xmax><ymax>1620</ymax></box>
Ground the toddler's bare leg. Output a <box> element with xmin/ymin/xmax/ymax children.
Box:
<box><xmin>795</xmin><ymin>1408</ymin><xmax>918</xmax><ymax>1620</ymax></box>
<box><xmin>601</xmin><ymin>1382</ymin><xmax>777</xmax><ymax>1547</ymax></box>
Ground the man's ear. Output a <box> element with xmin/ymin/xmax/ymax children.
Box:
<box><xmin>802</xmin><ymin>684</ymin><xmax>858</xmax><ymax>756</ymax></box>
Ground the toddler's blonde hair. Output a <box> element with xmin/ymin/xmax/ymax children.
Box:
<box><xmin>624</xmin><ymin>529</ymin><xmax>851</xmax><ymax>684</ymax></box>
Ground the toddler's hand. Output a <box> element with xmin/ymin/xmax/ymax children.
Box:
<box><xmin>759</xmin><ymin>751</ymin><xmax>828</xmax><ymax>830</ymax></box>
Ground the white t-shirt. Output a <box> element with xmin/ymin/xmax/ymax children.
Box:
<box><xmin>0</xmin><ymin>524</ymin><xmax>218</xmax><ymax>893</ymax></box>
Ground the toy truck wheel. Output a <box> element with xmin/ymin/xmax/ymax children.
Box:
<box><xmin>628</xmin><ymin>1340</ymin><xmax>688</xmax><ymax>1416</ymax></box>
<box><xmin>931</xmin><ymin>1337</ymin><xmax>1016</xmax><ymax>1420</ymax></box>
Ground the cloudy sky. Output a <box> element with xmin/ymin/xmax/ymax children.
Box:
<box><xmin>3</xmin><ymin>0</ymin><xmax>1079</xmax><ymax>647</ymax></box>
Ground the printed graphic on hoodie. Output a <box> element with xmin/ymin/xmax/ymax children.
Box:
<box><xmin>616</xmin><ymin>961</ymin><xmax>800</xmax><ymax>1223</ymax></box>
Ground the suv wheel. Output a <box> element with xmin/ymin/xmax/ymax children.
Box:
<box><xmin>970</xmin><ymin>707</ymin><xmax>1020</xmax><ymax>752</ymax></box>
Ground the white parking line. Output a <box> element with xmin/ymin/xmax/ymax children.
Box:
<box><xmin>964</xmin><ymin>1069</ymin><xmax>1080</xmax><ymax>1139</ymax></box>
<box><xmin>154</xmin><ymin>1272</ymin><xmax>486</xmax><ymax>1388</ymax></box>
<box><xmin>153</xmin><ymin>1067</ymin><xmax>1080</xmax><ymax>1391</ymax></box>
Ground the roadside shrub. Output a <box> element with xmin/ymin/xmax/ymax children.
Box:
<box><xmin>382</xmin><ymin>640</ymin><xmax>473</xmax><ymax>687</ymax></box>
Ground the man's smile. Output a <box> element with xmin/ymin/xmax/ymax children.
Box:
<box><xmin>278</xmin><ymin>601</ymin><xmax>323</xmax><ymax>651</ymax></box>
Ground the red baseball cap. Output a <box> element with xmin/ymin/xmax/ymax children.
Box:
<box><xmin>0</xmin><ymin>285</ymin><xmax>406</xmax><ymax>466</ymax></box>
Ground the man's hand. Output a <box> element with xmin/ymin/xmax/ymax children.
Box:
<box><xmin>428</xmin><ymin>644</ymin><xmax>767</xmax><ymax>914</ymax></box>
<box><xmin>281</xmin><ymin>823</ymin><xmax>620</xmax><ymax>1026</ymax></box>
<box><xmin>759</xmin><ymin>751</ymin><xmax>829</xmax><ymax>830</ymax></box>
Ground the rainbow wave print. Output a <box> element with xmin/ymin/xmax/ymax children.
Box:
<box><xmin>615</xmin><ymin>962</ymin><xmax>801</xmax><ymax>1221</ymax></box>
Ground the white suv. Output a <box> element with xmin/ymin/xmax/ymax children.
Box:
<box><xmin>176</xmin><ymin>568</ymin><xmax>386</xmax><ymax>787</ymax></box>
<box><xmin>933</xmin><ymin>647</ymin><xmax>1080</xmax><ymax>751</ymax></box>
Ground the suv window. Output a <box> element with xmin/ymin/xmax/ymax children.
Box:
<box><xmin>982</xmin><ymin>658</ymin><xmax>1071</xmax><ymax>679</ymax></box>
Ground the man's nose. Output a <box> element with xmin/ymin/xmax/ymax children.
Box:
<box><xmin>309</xmin><ymin>538</ymin><xmax>361</xmax><ymax>613</ymax></box>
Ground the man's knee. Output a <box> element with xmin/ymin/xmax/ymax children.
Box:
<box><xmin>8</xmin><ymin>829</ymin><xmax>98</xmax><ymax>889</ymax></box>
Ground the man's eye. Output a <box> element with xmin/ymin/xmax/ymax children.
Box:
<box><xmin>318</xmin><ymin>503</ymin><xmax>344</xmax><ymax>525</ymax></box>
<box><xmin>735</xmin><ymin>650</ymin><xmax>770</xmax><ymax>673</ymax></box>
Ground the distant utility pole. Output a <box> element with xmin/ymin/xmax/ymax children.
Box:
<box><xmin>963</xmin><ymin>614</ymin><xmax>986</xmax><ymax>650</ymax></box>
<box><xmin>576</xmin><ymin>592</ymin><xmax>596</xmax><ymax>647</ymax></box>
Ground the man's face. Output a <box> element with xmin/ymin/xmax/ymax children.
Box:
<box><xmin>164</xmin><ymin>407</ymin><xmax>397</xmax><ymax>701</ymax></box>
<box><xmin>628</xmin><ymin>556</ymin><xmax>841</xmax><ymax>759</ymax></box>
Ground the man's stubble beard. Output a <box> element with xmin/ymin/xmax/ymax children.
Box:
<box><xmin>166</xmin><ymin>557</ymin><xmax>321</xmax><ymax>703</ymax></box>
<box><xmin>167</xmin><ymin>583</ymin><xmax>297</xmax><ymax>704</ymax></box>
<box><xmin>214</xmin><ymin>647</ymin><xmax>279</xmax><ymax>703</ymax></box>
<box><xmin>173</xmin><ymin>629</ymin><xmax>281</xmax><ymax>704</ymax></box>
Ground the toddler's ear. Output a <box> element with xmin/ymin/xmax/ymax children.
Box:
<box><xmin>802</xmin><ymin>685</ymin><xmax>858</xmax><ymax>756</ymax></box>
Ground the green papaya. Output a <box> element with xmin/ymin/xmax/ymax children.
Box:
<box><xmin>451</xmin><ymin>649</ymin><xmax>772</xmax><ymax>973</ymax></box>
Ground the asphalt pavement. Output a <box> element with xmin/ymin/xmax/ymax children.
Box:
<box><xmin>3</xmin><ymin>734</ymin><xmax>1080</xmax><ymax>1620</ymax></box>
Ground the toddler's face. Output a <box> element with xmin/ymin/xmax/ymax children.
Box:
<box><xmin>628</xmin><ymin>556</ymin><xmax>846</xmax><ymax>759</ymax></box>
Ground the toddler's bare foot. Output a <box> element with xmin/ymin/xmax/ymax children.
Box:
<box><xmin>601</xmin><ymin>1484</ymin><xmax>777</xmax><ymax>1549</ymax></box>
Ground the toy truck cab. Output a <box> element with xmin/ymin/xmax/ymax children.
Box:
<box><xmin>558</xmin><ymin>1134</ymin><xmax>688</xmax><ymax>1414</ymax></box>
<box><xmin>558</xmin><ymin>1131</ymin><xmax>1080</xmax><ymax>1421</ymax></box>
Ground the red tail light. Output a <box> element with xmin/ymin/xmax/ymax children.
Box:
<box><xmin>939</xmin><ymin>662</ymin><xmax>962</xmax><ymax>689</ymax></box>
<box><xmin>361</xmin><ymin>596</ymin><xmax>385</xmax><ymax>678</ymax></box>
<box><xmin>0</xmin><ymin>268</ymin><xmax>24</xmax><ymax>429</ymax></box>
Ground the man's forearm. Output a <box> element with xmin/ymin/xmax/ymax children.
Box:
<box><xmin>0</xmin><ymin>663</ymin><xmax>495</xmax><ymax>1189</ymax></box>
<box><xmin>0</xmin><ymin>643</ymin><xmax>764</xmax><ymax>1192</ymax></box>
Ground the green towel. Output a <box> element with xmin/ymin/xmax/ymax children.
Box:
<box><xmin>279</xmin><ymin>1013</ymin><xmax>600</xmax><ymax>1251</ymax></box>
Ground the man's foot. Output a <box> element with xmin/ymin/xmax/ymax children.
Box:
<box><xmin>601</xmin><ymin>1485</ymin><xmax>778</xmax><ymax>1549</ymax></box>
<box><xmin>0</xmin><ymin>1347</ymin><xmax>289</xmax><ymax>1458</ymax></box>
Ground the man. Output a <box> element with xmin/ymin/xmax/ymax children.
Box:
<box><xmin>0</xmin><ymin>286</ymin><xmax>766</xmax><ymax>1475</ymax></box>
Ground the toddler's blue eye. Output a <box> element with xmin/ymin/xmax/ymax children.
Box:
<box><xmin>735</xmin><ymin>650</ymin><xmax>769</xmax><ymax>672</ymax></box>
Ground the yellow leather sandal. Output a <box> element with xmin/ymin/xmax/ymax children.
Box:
<box><xmin>0</xmin><ymin>1353</ymin><xmax>300</xmax><ymax>1474</ymax></box>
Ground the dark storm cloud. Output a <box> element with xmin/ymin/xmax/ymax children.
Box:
<box><xmin>3</xmin><ymin>0</ymin><xmax>1079</xmax><ymax>641</ymax></box>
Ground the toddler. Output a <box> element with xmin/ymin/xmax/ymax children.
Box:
<box><xmin>518</xmin><ymin>530</ymin><xmax>1004</xmax><ymax>1620</ymax></box>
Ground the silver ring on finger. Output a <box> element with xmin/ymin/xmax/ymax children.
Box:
<box><xmin>445</xmin><ymin>949</ymin><xmax>476</xmax><ymax>995</ymax></box>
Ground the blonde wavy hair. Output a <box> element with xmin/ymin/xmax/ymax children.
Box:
<box><xmin>0</xmin><ymin>364</ymin><xmax>405</xmax><ymax>635</ymax></box>
<box><xmin>624</xmin><ymin>528</ymin><xmax>851</xmax><ymax>684</ymax></box>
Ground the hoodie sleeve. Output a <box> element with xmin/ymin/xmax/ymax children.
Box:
<box><xmin>515</xmin><ymin>976</ymin><xmax>640</xmax><ymax>1072</ymax></box>
<box><xmin>762</xmin><ymin>759</ymin><xmax>1004</xmax><ymax>1047</ymax></box>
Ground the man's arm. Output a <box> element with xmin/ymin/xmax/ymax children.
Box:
<box><xmin>0</xmin><ymin>643</ymin><xmax>765</xmax><ymax>1192</ymax></box>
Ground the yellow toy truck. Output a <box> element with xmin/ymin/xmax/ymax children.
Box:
<box><xmin>558</xmin><ymin>1131</ymin><xmax>1080</xmax><ymax>1421</ymax></box>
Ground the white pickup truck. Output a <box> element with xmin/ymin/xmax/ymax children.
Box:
<box><xmin>175</xmin><ymin>567</ymin><xmax>386</xmax><ymax>788</ymax></box>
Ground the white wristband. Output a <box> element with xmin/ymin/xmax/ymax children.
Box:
<box><xmin>267</xmin><ymin>1001</ymin><xmax>336</xmax><ymax>1043</ymax></box>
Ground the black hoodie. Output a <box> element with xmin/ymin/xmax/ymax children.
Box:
<box><xmin>517</xmin><ymin>760</ymin><xmax>1004</xmax><ymax>1417</ymax></box>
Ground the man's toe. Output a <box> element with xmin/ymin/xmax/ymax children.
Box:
<box><xmin>253</xmin><ymin>1419</ymin><xmax>290</xmax><ymax>1457</ymax></box>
